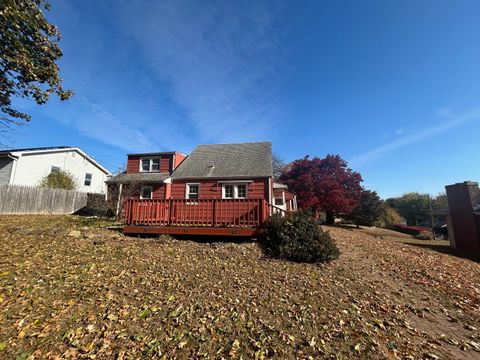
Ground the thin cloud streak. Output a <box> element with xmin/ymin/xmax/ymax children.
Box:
<box><xmin>116</xmin><ymin>0</ymin><xmax>286</xmax><ymax>143</ymax></box>
<box><xmin>349</xmin><ymin>109</ymin><xmax>480</xmax><ymax>167</ymax></box>
<box><xmin>42</xmin><ymin>97</ymin><xmax>159</xmax><ymax>153</ymax></box>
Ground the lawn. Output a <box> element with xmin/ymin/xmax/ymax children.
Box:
<box><xmin>0</xmin><ymin>216</ymin><xmax>479</xmax><ymax>359</ymax></box>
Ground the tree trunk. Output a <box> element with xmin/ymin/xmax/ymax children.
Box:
<box><xmin>326</xmin><ymin>210</ymin><xmax>335</xmax><ymax>225</ymax></box>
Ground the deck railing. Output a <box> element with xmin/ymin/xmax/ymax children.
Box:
<box><xmin>124</xmin><ymin>198</ymin><xmax>283</xmax><ymax>227</ymax></box>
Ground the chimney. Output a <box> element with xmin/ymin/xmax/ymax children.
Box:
<box><xmin>445</xmin><ymin>181</ymin><xmax>480</xmax><ymax>256</ymax></box>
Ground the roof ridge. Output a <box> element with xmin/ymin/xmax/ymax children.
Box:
<box><xmin>0</xmin><ymin>146</ymin><xmax>72</xmax><ymax>153</ymax></box>
<box><xmin>196</xmin><ymin>141</ymin><xmax>271</xmax><ymax>147</ymax></box>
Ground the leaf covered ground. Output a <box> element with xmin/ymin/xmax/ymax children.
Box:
<box><xmin>0</xmin><ymin>216</ymin><xmax>479</xmax><ymax>359</ymax></box>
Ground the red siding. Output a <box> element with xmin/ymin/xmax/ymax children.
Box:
<box><xmin>165</xmin><ymin>183</ymin><xmax>172</xmax><ymax>199</ymax></box>
<box><xmin>127</xmin><ymin>154</ymin><xmax>174</xmax><ymax>174</ymax></box>
<box><xmin>161</xmin><ymin>156</ymin><xmax>172</xmax><ymax>173</ymax></box>
<box><xmin>174</xmin><ymin>153</ymin><xmax>187</xmax><ymax>169</ymax></box>
<box><xmin>127</xmin><ymin>155</ymin><xmax>141</xmax><ymax>173</ymax></box>
<box><xmin>152</xmin><ymin>184</ymin><xmax>166</xmax><ymax>199</ymax></box>
<box><xmin>170</xmin><ymin>178</ymin><xmax>269</xmax><ymax>200</ymax></box>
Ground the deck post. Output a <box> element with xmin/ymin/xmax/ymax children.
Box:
<box><xmin>212</xmin><ymin>199</ymin><xmax>216</xmax><ymax>227</ymax></box>
<box><xmin>167</xmin><ymin>198</ymin><xmax>172</xmax><ymax>226</ymax></box>
<box><xmin>260</xmin><ymin>199</ymin><xmax>266</xmax><ymax>225</ymax></box>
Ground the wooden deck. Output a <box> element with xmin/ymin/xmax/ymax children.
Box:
<box><xmin>123</xmin><ymin>198</ymin><xmax>285</xmax><ymax>236</ymax></box>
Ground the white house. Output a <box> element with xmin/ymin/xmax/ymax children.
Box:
<box><xmin>0</xmin><ymin>146</ymin><xmax>111</xmax><ymax>193</ymax></box>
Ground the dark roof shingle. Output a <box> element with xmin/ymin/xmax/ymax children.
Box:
<box><xmin>106</xmin><ymin>172</ymin><xmax>169</xmax><ymax>183</ymax></box>
<box><xmin>171</xmin><ymin>142</ymin><xmax>272</xmax><ymax>179</ymax></box>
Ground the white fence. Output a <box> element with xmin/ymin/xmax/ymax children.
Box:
<box><xmin>0</xmin><ymin>185</ymin><xmax>88</xmax><ymax>215</ymax></box>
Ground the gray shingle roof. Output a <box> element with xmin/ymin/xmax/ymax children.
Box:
<box><xmin>106</xmin><ymin>172</ymin><xmax>169</xmax><ymax>183</ymax></box>
<box><xmin>171</xmin><ymin>142</ymin><xmax>272</xmax><ymax>179</ymax></box>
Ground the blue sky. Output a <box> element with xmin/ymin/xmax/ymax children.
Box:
<box><xmin>8</xmin><ymin>0</ymin><xmax>480</xmax><ymax>198</ymax></box>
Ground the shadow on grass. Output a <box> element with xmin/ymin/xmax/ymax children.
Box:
<box><xmin>404</xmin><ymin>242</ymin><xmax>480</xmax><ymax>262</ymax></box>
<box><xmin>134</xmin><ymin>233</ymin><xmax>256</xmax><ymax>244</ymax></box>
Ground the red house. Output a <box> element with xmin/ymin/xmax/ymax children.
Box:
<box><xmin>107</xmin><ymin>142</ymin><xmax>297</xmax><ymax>236</ymax></box>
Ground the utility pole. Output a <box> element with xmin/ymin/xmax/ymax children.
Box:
<box><xmin>428</xmin><ymin>195</ymin><xmax>436</xmax><ymax>240</ymax></box>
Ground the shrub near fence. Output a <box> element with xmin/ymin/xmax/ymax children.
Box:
<box><xmin>0</xmin><ymin>184</ymin><xmax>88</xmax><ymax>215</ymax></box>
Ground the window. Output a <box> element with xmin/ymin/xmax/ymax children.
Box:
<box><xmin>186</xmin><ymin>183</ymin><xmax>199</xmax><ymax>199</ymax></box>
<box><xmin>237</xmin><ymin>184</ymin><xmax>246</xmax><ymax>198</ymax></box>
<box><xmin>140</xmin><ymin>158</ymin><xmax>161</xmax><ymax>172</ymax></box>
<box><xmin>222</xmin><ymin>183</ymin><xmax>249</xmax><ymax>199</ymax></box>
<box><xmin>275</xmin><ymin>198</ymin><xmax>284</xmax><ymax>206</ymax></box>
<box><xmin>151</xmin><ymin>158</ymin><xmax>160</xmax><ymax>171</ymax></box>
<box><xmin>51</xmin><ymin>166</ymin><xmax>60</xmax><ymax>173</ymax></box>
<box><xmin>224</xmin><ymin>184</ymin><xmax>234</xmax><ymax>199</ymax></box>
<box><xmin>84</xmin><ymin>173</ymin><xmax>92</xmax><ymax>186</ymax></box>
<box><xmin>140</xmin><ymin>186</ymin><xmax>153</xmax><ymax>199</ymax></box>
<box><xmin>141</xmin><ymin>159</ymin><xmax>150</xmax><ymax>172</ymax></box>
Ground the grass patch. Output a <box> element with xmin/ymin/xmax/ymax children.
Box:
<box><xmin>0</xmin><ymin>216</ymin><xmax>479</xmax><ymax>359</ymax></box>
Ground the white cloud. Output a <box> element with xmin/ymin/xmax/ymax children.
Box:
<box><xmin>349</xmin><ymin>108</ymin><xmax>480</xmax><ymax>166</ymax></box>
<box><xmin>115</xmin><ymin>0</ymin><xmax>285</xmax><ymax>143</ymax></box>
<box><xmin>43</xmin><ymin>97</ymin><xmax>159</xmax><ymax>153</ymax></box>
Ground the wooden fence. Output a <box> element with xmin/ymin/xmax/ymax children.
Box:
<box><xmin>0</xmin><ymin>185</ymin><xmax>88</xmax><ymax>215</ymax></box>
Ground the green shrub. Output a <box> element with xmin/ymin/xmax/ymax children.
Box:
<box><xmin>260</xmin><ymin>211</ymin><xmax>340</xmax><ymax>263</ymax></box>
<box><xmin>39</xmin><ymin>170</ymin><xmax>77</xmax><ymax>190</ymax></box>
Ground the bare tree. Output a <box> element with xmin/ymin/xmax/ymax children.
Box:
<box><xmin>272</xmin><ymin>153</ymin><xmax>286</xmax><ymax>181</ymax></box>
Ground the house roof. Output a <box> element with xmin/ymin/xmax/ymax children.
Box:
<box><xmin>0</xmin><ymin>146</ymin><xmax>111</xmax><ymax>175</ymax></box>
<box><xmin>170</xmin><ymin>141</ymin><xmax>273</xmax><ymax>180</ymax></box>
<box><xmin>0</xmin><ymin>146</ymin><xmax>71</xmax><ymax>155</ymax></box>
<box><xmin>273</xmin><ymin>182</ymin><xmax>288</xmax><ymax>189</ymax></box>
<box><xmin>106</xmin><ymin>172</ymin><xmax>170</xmax><ymax>183</ymax></box>
<box><xmin>127</xmin><ymin>151</ymin><xmax>187</xmax><ymax>157</ymax></box>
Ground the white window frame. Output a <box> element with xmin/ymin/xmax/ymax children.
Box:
<box><xmin>185</xmin><ymin>183</ymin><xmax>200</xmax><ymax>199</ymax></box>
<box><xmin>139</xmin><ymin>157</ymin><xmax>161</xmax><ymax>172</ymax></box>
<box><xmin>84</xmin><ymin>173</ymin><xmax>92</xmax><ymax>186</ymax></box>
<box><xmin>140</xmin><ymin>186</ymin><xmax>153</xmax><ymax>199</ymax></box>
<box><xmin>221</xmin><ymin>183</ymin><xmax>248</xmax><ymax>199</ymax></box>
<box><xmin>151</xmin><ymin>158</ymin><xmax>160</xmax><ymax>172</ymax></box>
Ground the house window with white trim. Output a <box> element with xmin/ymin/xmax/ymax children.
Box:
<box><xmin>222</xmin><ymin>183</ymin><xmax>248</xmax><ymax>199</ymax></box>
<box><xmin>224</xmin><ymin>184</ymin><xmax>234</xmax><ymax>199</ymax></box>
<box><xmin>84</xmin><ymin>173</ymin><xmax>92</xmax><ymax>186</ymax></box>
<box><xmin>140</xmin><ymin>186</ymin><xmax>153</xmax><ymax>199</ymax></box>
<box><xmin>237</xmin><ymin>184</ymin><xmax>247</xmax><ymax>198</ymax></box>
<box><xmin>141</xmin><ymin>158</ymin><xmax>150</xmax><ymax>172</ymax></box>
<box><xmin>140</xmin><ymin>158</ymin><xmax>161</xmax><ymax>172</ymax></box>
<box><xmin>186</xmin><ymin>184</ymin><xmax>199</xmax><ymax>199</ymax></box>
<box><xmin>151</xmin><ymin>158</ymin><xmax>160</xmax><ymax>171</ymax></box>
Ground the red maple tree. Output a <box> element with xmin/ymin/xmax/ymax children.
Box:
<box><xmin>280</xmin><ymin>155</ymin><xmax>363</xmax><ymax>224</ymax></box>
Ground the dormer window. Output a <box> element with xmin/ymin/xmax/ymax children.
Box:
<box><xmin>140</xmin><ymin>157</ymin><xmax>161</xmax><ymax>172</ymax></box>
<box><xmin>151</xmin><ymin>158</ymin><xmax>160</xmax><ymax>171</ymax></box>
